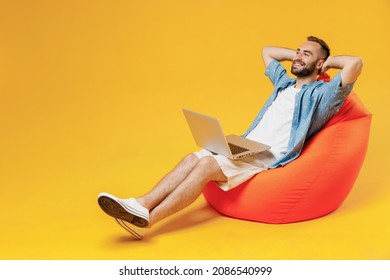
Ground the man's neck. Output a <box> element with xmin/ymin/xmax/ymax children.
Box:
<box><xmin>294</xmin><ymin>75</ymin><xmax>317</xmax><ymax>89</ymax></box>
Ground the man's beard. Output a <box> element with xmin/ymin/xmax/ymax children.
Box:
<box><xmin>291</xmin><ymin>59</ymin><xmax>317</xmax><ymax>77</ymax></box>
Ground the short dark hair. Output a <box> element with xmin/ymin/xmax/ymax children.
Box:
<box><xmin>307</xmin><ymin>36</ymin><xmax>330</xmax><ymax>60</ymax></box>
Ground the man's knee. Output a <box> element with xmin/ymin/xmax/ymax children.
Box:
<box><xmin>181</xmin><ymin>154</ymin><xmax>217</xmax><ymax>172</ymax></box>
<box><xmin>197</xmin><ymin>156</ymin><xmax>225</xmax><ymax>178</ymax></box>
<box><xmin>178</xmin><ymin>153</ymin><xmax>199</xmax><ymax>168</ymax></box>
<box><xmin>198</xmin><ymin>156</ymin><xmax>227</xmax><ymax>182</ymax></box>
<box><xmin>184</xmin><ymin>153</ymin><xmax>199</xmax><ymax>163</ymax></box>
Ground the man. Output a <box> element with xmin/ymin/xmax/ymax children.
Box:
<box><xmin>97</xmin><ymin>36</ymin><xmax>363</xmax><ymax>240</ymax></box>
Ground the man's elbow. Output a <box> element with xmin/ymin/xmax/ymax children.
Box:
<box><xmin>352</xmin><ymin>57</ymin><xmax>364</xmax><ymax>74</ymax></box>
<box><xmin>262</xmin><ymin>46</ymin><xmax>273</xmax><ymax>68</ymax></box>
<box><xmin>341</xmin><ymin>57</ymin><xmax>364</xmax><ymax>86</ymax></box>
<box><xmin>262</xmin><ymin>46</ymin><xmax>272</xmax><ymax>60</ymax></box>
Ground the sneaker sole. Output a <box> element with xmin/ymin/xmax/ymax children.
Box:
<box><xmin>98</xmin><ymin>196</ymin><xmax>149</xmax><ymax>227</ymax></box>
<box><xmin>115</xmin><ymin>218</ymin><xmax>143</xmax><ymax>240</ymax></box>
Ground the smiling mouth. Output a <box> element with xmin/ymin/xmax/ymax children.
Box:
<box><xmin>293</xmin><ymin>61</ymin><xmax>305</xmax><ymax>68</ymax></box>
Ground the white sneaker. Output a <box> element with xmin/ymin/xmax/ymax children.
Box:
<box><xmin>115</xmin><ymin>218</ymin><xmax>149</xmax><ymax>240</ymax></box>
<box><xmin>98</xmin><ymin>192</ymin><xmax>149</xmax><ymax>227</ymax></box>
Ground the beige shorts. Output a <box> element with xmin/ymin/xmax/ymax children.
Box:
<box><xmin>194</xmin><ymin>149</ymin><xmax>277</xmax><ymax>191</ymax></box>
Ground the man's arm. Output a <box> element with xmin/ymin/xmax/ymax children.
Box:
<box><xmin>321</xmin><ymin>56</ymin><xmax>363</xmax><ymax>86</ymax></box>
<box><xmin>262</xmin><ymin>46</ymin><xmax>295</xmax><ymax>68</ymax></box>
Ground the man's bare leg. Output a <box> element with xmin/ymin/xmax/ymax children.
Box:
<box><xmin>136</xmin><ymin>153</ymin><xmax>201</xmax><ymax>210</ymax></box>
<box><xmin>146</xmin><ymin>156</ymin><xmax>227</xmax><ymax>226</ymax></box>
<box><xmin>97</xmin><ymin>154</ymin><xmax>226</xmax><ymax>239</ymax></box>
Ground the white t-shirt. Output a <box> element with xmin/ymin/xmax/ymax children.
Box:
<box><xmin>246</xmin><ymin>86</ymin><xmax>300</xmax><ymax>160</ymax></box>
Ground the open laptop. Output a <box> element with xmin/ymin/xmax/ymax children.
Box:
<box><xmin>183</xmin><ymin>109</ymin><xmax>271</xmax><ymax>160</ymax></box>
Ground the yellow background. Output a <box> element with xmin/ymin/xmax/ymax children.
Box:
<box><xmin>0</xmin><ymin>0</ymin><xmax>389</xmax><ymax>259</ymax></box>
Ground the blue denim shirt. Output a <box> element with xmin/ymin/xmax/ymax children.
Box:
<box><xmin>242</xmin><ymin>60</ymin><xmax>354</xmax><ymax>168</ymax></box>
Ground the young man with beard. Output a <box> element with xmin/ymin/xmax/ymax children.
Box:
<box><xmin>97</xmin><ymin>36</ymin><xmax>363</xmax><ymax>239</ymax></box>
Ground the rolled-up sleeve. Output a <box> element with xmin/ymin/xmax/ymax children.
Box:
<box><xmin>320</xmin><ymin>72</ymin><xmax>355</xmax><ymax>112</ymax></box>
<box><xmin>328</xmin><ymin>72</ymin><xmax>355</xmax><ymax>99</ymax></box>
<box><xmin>265</xmin><ymin>60</ymin><xmax>290</xmax><ymax>87</ymax></box>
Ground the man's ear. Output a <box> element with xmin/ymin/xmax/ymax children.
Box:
<box><xmin>317</xmin><ymin>59</ymin><xmax>325</xmax><ymax>71</ymax></box>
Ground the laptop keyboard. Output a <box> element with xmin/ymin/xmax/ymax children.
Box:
<box><xmin>228</xmin><ymin>143</ymin><xmax>249</xmax><ymax>155</ymax></box>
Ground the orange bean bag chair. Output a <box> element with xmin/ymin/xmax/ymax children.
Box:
<box><xmin>203</xmin><ymin>92</ymin><xmax>372</xmax><ymax>224</ymax></box>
